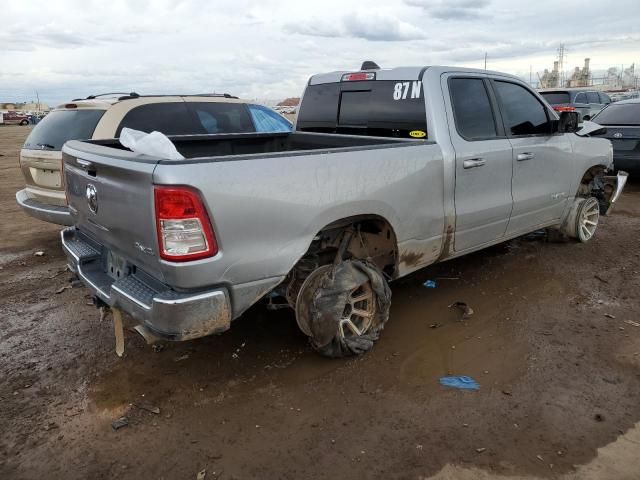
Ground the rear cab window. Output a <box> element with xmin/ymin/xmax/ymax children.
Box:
<box><xmin>23</xmin><ymin>109</ymin><xmax>106</xmax><ymax>150</ymax></box>
<box><xmin>297</xmin><ymin>79</ymin><xmax>427</xmax><ymax>138</ymax></box>
<box><xmin>540</xmin><ymin>91</ymin><xmax>570</xmax><ymax>105</ymax></box>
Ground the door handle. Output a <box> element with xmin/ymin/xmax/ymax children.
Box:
<box><xmin>517</xmin><ymin>152</ymin><xmax>535</xmax><ymax>161</ymax></box>
<box><xmin>462</xmin><ymin>158</ymin><xmax>486</xmax><ymax>169</ymax></box>
<box><xmin>76</xmin><ymin>158</ymin><xmax>95</xmax><ymax>169</ymax></box>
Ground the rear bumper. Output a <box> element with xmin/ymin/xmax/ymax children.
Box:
<box><xmin>61</xmin><ymin>227</ymin><xmax>232</xmax><ymax>341</ymax></box>
<box><xmin>16</xmin><ymin>189</ymin><xmax>73</xmax><ymax>226</ymax></box>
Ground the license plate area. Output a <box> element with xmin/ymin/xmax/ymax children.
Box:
<box><xmin>106</xmin><ymin>251</ymin><xmax>131</xmax><ymax>280</ymax></box>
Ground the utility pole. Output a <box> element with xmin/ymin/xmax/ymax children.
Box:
<box><xmin>484</xmin><ymin>52</ymin><xmax>487</xmax><ymax>71</ymax></box>
<box><xmin>529</xmin><ymin>65</ymin><xmax>532</xmax><ymax>85</ymax></box>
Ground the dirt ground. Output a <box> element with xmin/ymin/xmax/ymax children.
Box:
<box><xmin>1</xmin><ymin>126</ymin><xmax>639</xmax><ymax>480</ymax></box>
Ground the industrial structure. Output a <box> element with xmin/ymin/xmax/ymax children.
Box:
<box><xmin>536</xmin><ymin>43</ymin><xmax>638</xmax><ymax>99</ymax></box>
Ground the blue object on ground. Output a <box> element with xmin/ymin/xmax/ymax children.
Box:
<box><xmin>423</xmin><ymin>280</ymin><xmax>437</xmax><ymax>288</ymax></box>
<box><xmin>439</xmin><ymin>376</ymin><xmax>480</xmax><ymax>390</ymax></box>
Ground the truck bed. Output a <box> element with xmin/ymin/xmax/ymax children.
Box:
<box><xmin>79</xmin><ymin>131</ymin><xmax>421</xmax><ymax>162</ymax></box>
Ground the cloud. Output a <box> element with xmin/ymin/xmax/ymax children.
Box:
<box><xmin>0</xmin><ymin>23</ymin><xmax>148</xmax><ymax>52</ymax></box>
<box><xmin>406</xmin><ymin>0</ymin><xmax>490</xmax><ymax>20</ymax></box>
<box><xmin>1</xmin><ymin>0</ymin><xmax>639</xmax><ymax>106</ymax></box>
<box><xmin>286</xmin><ymin>11</ymin><xmax>426</xmax><ymax>41</ymax></box>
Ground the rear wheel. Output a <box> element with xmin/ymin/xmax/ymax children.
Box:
<box><xmin>19</xmin><ymin>119</ymin><xmax>28</xmax><ymax>126</ymax></box>
<box><xmin>295</xmin><ymin>261</ymin><xmax>390</xmax><ymax>358</ymax></box>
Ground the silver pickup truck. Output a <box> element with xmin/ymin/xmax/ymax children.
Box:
<box><xmin>61</xmin><ymin>65</ymin><xmax>627</xmax><ymax>357</ymax></box>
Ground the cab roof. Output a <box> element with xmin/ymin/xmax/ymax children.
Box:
<box><xmin>308</xmin><ymin>65</ymin><xmax>522</xmax><ymax>85</ymax></box>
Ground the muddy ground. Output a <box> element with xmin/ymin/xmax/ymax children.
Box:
<box><xmin>1</xmin><ymin>126</ymin><xmax>639</xmax><ymax>480</ymax></box>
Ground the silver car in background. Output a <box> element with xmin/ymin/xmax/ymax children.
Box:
<box><xmin>539</xmin><ymin>88</ymin><xmax>612</xmax><ymax>122</ymax></box>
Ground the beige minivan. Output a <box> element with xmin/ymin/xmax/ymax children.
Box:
<box><xmin>16</xmin><ymin>93</ymin><xmax>292</xmax><ymax>225</ymax></box>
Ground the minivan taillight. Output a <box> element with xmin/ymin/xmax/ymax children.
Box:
<box><xmin>154</xmin><ymin>186</ymin><xmax>217</xmax><ymax>261</ymax></box>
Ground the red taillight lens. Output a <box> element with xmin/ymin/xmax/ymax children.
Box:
<box><xmin>341</xmin><ymin>72</ymin><xmax>376</xmax><ymax>82</ymax></box>
<box><xmin>154</xmin><ymin>186</ymin><xmax>218</xmax><ymax>261</ymax></box>
<box><xmin>553</xmin><ymin>106</ymin><xmax>576</xmax><ymax>112</ymax></box>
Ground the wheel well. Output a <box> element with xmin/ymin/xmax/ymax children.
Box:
<box><xmin>316</xmin><ymin>215</ymin><xmax>398</xmax><ymax>274</ymax></box>
<box><xmin>577</xmin><ymin>165</ymin><xmax>610</xmax><ymax>213</ymax></box>
<box><xmin>282</xmin><ymin>215</ymin><xmax>398</xmax><ymax>308</ymax></box>
<box><xmin>577</xmin><ymin>166</ymin><xmax>606</xmax><ymax>196</ymax></box>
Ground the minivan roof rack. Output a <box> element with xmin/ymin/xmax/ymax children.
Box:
<box><xmin>71</xmin><ymin>92</ymin><xmax>238</xmax><ymax>101</ymax></box>
<box><xmin>115</xmin><ymin>93</ymin><xmax>239</xmax><ymax>100</ymax></box>
<box><xmin>86</xmin><ymin>92</ymin><xmax>140</xmax><ymax>99</ymax></box>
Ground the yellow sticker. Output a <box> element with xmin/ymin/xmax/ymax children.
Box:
<box><xmin>409</xmin><ymin>130</ymin><xmax>426</xmax><ymax>138</ymax></box>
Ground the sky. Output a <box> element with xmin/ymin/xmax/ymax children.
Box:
<box><xmin>1</xmin><ymin>0</ymin><xmax>639</xmax><ymax>106</ymax></box>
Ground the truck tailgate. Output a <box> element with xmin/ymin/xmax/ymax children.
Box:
<box><xmin>62</xmin><ymin>141</ymin><xmax>163</xmax><ymax>280</ymax></box>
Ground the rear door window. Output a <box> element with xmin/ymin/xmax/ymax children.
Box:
<box><xmin>247</xmin><ymin>104</ymin><xmax>292</xmax><ymax>132</ymax></box>
<box><xmin>587</xmin><ymin>92</ymin><xmax>601</xmax><ymax>104</ymax></box>
<box><xmin>23</xmin><ymin>109</ymin><xmax>105</xmax><ymax>150</ymax></box>
<box><xmin>297</xmin><ymin>80</ymin><xmax>427</xmax><ymax>138</ymax></box>
<box><xmin>449</xmin><ymin>78</ymin><xmax>498</xmax><ymax>140</ymax></box>
<box><xmin>115</xmin><ymin>102</ymin><xmax>197</xmax><ymax>136</ymax></box>
<box><xmin>599</xmin><ymin>92</ymin><xmax>612</xmax><ymax>104</ymax></box>
<box><xmin>493</xmin><ymin>81</ymin><xmax>551</xmax><ymax>136</ymax></box>
<box><xmin>187</xmin><ymin>102</ymin><xmax>255</xmax><ymax>134</ymax></box>
<box><xmin>540</xmin><ymin>92</ymin><xmax>570</xmax><ymax>104</ymax></box>
<box><xmin>574</xmin><ymin>92</ymin><xmax>588</xmax><ymax>104</ymax></box>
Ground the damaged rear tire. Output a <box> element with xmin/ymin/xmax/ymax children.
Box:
<box><xmin>295</xmin><ymin>260</ymin><xmax>392</xmax><ymax>358</ymax></box>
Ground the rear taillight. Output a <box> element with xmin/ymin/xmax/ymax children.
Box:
<box><xmin>154</xmin><ymin>186</ymin><xmax>218</xmax><ymax>261</ymax></box>
<box><xmin>553</xmin><ymin>106</ymin><xmax>576</xmax><ymax>112</ymax></box>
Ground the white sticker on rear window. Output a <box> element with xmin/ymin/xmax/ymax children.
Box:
<box><xmin>393</xmin><ymin>81</ymin><xmax>421</xmax><ymax>100</ymax></box>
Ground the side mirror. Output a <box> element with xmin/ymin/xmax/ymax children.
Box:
<box><xmin>582</xmin><ymin>114</ymin><xmax>591</xmax><ymax>121</ymax></box>
<box><xmin>558</xmin><ymin>111</ymin><xmax>579</xmax><ymax>133</ymax></box>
